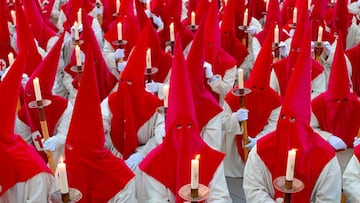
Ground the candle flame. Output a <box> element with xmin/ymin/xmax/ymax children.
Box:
<box><xmin>195</xmin><ymin>154</ymin><xmax>200</xmax><ymax>160</ymax></box>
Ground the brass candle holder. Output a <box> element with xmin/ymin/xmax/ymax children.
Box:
<box><xmin>178</xmin><ymin>184</ymin><xmax>209</xmax><ymax>203</ymax></box>
<box><xmin>50</xmin><ymin>188</ymin><xmax>82</xmax><ymax>203</ymax></box>
<box><xmin>273</xmin><ymin>176</ymin><xmax>304</xmax><ymax>203</ymax></box>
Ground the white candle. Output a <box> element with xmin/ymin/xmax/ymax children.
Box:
<box><xmin>163</xmin><ymin>84</ymin><xmax>169</xmax><ymax>108</ymax></box>
<box><xmin>308</xmin><ymin>0</ymin><xmax>311</xmax><ymax>10</ymax></box>
<box><xmin>191</xmin><ymin>155</ymin><xmax>200</xmax><ymax>189</ymax></box>
<box><xmin>8</xmin><ymin>52</ymin><xmax>14</xmax><ymax>67</ymax></box>
<box><xmin>331</xmin><ymin>0</ymin><xmax>335</xmax><ymax>3</ymax></box>
<box><xmin>285</xmin><ymin>149</ymin><xmax>296</xmax><ymax>181</ymax></box>
<box><xmin>77</xmin><ymin>8</ymin><xmax>82</xmax><ymax>25</ymax></box>
<box><xmin>74</xmin><ymin>21</ymin><xmax>80</xmax><ymax>41</ymax></box>
<box><xmin>265</xmin><ymin>0</ymin><xmax>269</xmax><ymax>12</ymax></box>
<box><xmin>75</xmin><ymin>45</ymin><xmax>82</xmax><ymax>66</ymax></box>
<box><xmin>10</xmin><ymin>10</ymin><xmax>16</xmax><ymax>26</ymax></box>
<box><xmin>117</xmin><ymin>22</ymin><xmax>122</xmax><ymax>41</ymax></box>
<box><xmin>146</xmin><ymin>48</ymin><xmax>152</xmax><ymax>69</ymax></box>
<box><xmin>33</xmin><ymin>77</ymin><xmax>42</xmax><ymax>101</ymax></box>
<box><xmin>58</xmin><ymin>158</ymin><xmax>69</xmax><ymax>194</ymax></box>
<box><xmin>169</xmin><ymin>22</ymin><xmax>175</xmax><ymax>42</ymax></box>
<box><xmin>146</xmin><ymin>0</ymin><xmax>150</xmax><ymax>11</ymax></box>
<box><xmin>317</xmin><ymin>26</ymin><xmax>323</xmax><ymax>42</ymax></box>
<box><xmin>274</xmin><ymin>24</ymin><xmax>279</xmax><ymax>43</ymax></box>
<box><xmin>238</xmin><ymin>69</ymin><xmax>244</xmax><ymax>89</ymax></box>
<box><xmin>191</xmin><ymin>11</ymin><xmax>195</xmax><ymax>26</ymax></box>
<box><xmin>243</xmin><ymin>8</ymin><xmax>248</xmax><ymax>26</ymax></box>
<box><xmin>293</xmin><ymin>7</ymin><xmax>297</xmax><ymax>24</ymax></box>
<box><xmin>116</xmin><ymin>0</ymin><xmax>120</xmax><ymax>13</ymax></box>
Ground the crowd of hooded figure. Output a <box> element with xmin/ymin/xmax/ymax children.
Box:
<box><xmin>1</xmin><ymin>0</ymin><xmax>360</xmax><ymax>202</ymax></box>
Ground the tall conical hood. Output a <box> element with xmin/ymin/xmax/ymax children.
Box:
<box><xmin>204</xmin><ymin>0</ymin><xmax>221</xmax><ymax>64</ymax></box>
<box><xmin>0</xmin><ymin>0</ymin><xmax>16</xmax><ymax>68</ymax></box>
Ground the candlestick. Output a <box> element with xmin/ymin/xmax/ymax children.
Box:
<box><xmin>163</xmin><ymin>84</ymin><xmax>169</xmax><ymax>108</ymax></box>
<box><xmin>146</xmin><ymin>0</ymin><xmax>150</xmax><ymax>11</ymax></box>
<box><xmin>285</xmin><ymin>149</ymin><xmax>296</xmax><ymax>181</ymax></box>
<box><xmin>292</xmin><ymin>8</ymin><xmax>297</xmax><ymax>24</ymax></box>
<box><xmin>191</xmin><ymin>11</ymin><xmax>196</xmax><ymax>26</ymax></box>
<box><xmin>243</xmin><ymin>8</ymin><xmax>248</xmax><ymax>26</ymax></box>
<box><xmin>191</xmin><ymin>154</ymin><xmax>200</xmax><ymax>190</ymax></box>
<box><xmin>117</xmin><ymin>22</ymin><xmax>122</xmax><ymax>41</ymax></box>
<box><xmin>77</xmin><ymin>8</ymin><xmax>82</xmax><ymax>25</ymax></box>
<box><xmin>169</xmin><ymin>22</ymin><xmax>175</xmax><ymax>42</ymax></box>
<box><xmin>308</xmin><ymin>0</ymin><xmax>311</xmax><ymax>10</ymax></box>
<box><xmin>116</xmin><ymin>0</ymin><xmax>120</xmax><ymax>13</ymax></box>
<box><xmin>238</xmin><ymin>69</ymin><xmax>244</xmax><ymax>89</ymax></box>
<box><xmin>58</xmin><ymin>157</ymin><xmax>69</xmax><ymax>194</ymax></box>
<box><xmin>8</xmin><ymin>52</ymin><xmax>14</xmax><ymax>67</ymax></box>
<box><xmin>33</xmin><ymin>77</ymin><xmax>42</xmax><ymax>101</ymax></box>
<box><xmin>265</xmin><ymin>0</ymin><xmax>269</xmax><ymax>12</ymax></box>
<box><xmin>317</xmin><ymin>26</ymin><xmax>323</xmax><ymax>42</ymax></box>
<box><xmin>146</xmin><ymin>48</ymin><xmax>152</xmax><ymax>69</ymax></box>
<box><xmin>74</xmin><ymin>22</ymin><xmax>80</xmax><ymax>41</ymax></box>
<box><xmin>274</xmin><ymin>24</ymin><xmax>279</xmax><ymax>43</ymax></box>
<box><xmin>75</xmin><ymin>45</ymin><xmax>82</xmax><ymax>66</ymax></box>
<box><xmin>10</xmin><ymin>10</ymin><xmax>16</xmax><ymax>26</ymax></box>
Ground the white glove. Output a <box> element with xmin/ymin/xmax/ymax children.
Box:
<box><xmin>115</xmin><ymin>48</ymin><xmax>125</xmax><ymax>60</ymax></box>
<box><xmin>158</xmin><ymin>126</ymin><xmax>165</xmax><ymax>138</ymax></box>
<box><xmin>278</xmin><ymin>41</ymin><xmax>287</xmax><ymax>57</ymax></box>
<box><xmin>245</xmin><ymin>25</ymin><xmax>258</xmax><ymax>35</ymax></box>
<box><xmin>245</xmin><ymin>136</ymin><xmax>258</xmax><ymax>149</ymax></box>
<box><xmin>354</xmin><ymin>137</ymin><xmax>360</xmax><ymax>147</ymax></box>
<box><xmin>139</xmin><ymin>0</ymin><xmax>147</xmax><ymax>3</ymax></box>
<box><xmin>328</xmin><ymin>135</ymin><xmax>347</xmax><ymax>150</ymax></box>
<box><xmin>236</xmin><ymin>109</ymin><xmax>249</xmax><ymax>122</ymax></box>
<box><xmin>125</xmin><ymin>152</ymin><xmax>143</xmax><ymax>170</ymax></box>
<box><xmin>275</xmin><ymin>198</ymin><xmax>284</xmax><ymax>203</ymax></box>
<box><xmin>203</xmin><ymin>61</ymin><xmax>213</xmax><ymax>79</ymax></box>
<box><xmin>22</xmin><ymin>73</ymin><xmax>29</xmax><ymax>88</ymax></box>
<box><xmin>322</xmin><ymin>41</ymin><xmax>331</xmax><ymax>56</ymax></box>
<box><xmin>42</xmin><ymin>136</ymin><xmax>58</xmax><ymax>151</ymax></box>
<box><xmin>144</xmin><ymin>9</ymin><xmax>152</xmax><ymax>18</ymax></box>
<box><xmin>92</xmin><ymin>5</ymin><xmax>103</xmax><ymax>16</ymax></box>
<box><xmin>0</xmin><ymin>70</ymin><xmax>4</xmax><ymax>78</ymax></box>
<box><xmin>152</xmin><ymin>15</ymin><xmax>164</xmax><ymax>31</ymax></box>
<box><xmin>289</xmin><ymin>29</ymin><xmax>295</xmax><ymax>38</ymax></box>
<box><xmin>71</xmin><ymin>23</ymin><xmax>83</xmax><ymax>39</ymax></box>
<box><xmin>117</xmin><ymin>61</ymin><xmax>127</xmax><ymax>72</ymax></box>
<box><xmin>145</xmin><ymin>81</ymin><xmax>158</xmax><ymax>93</ymax></box>
<box><xmin>357</xmin><ymin>0</ymin><xmax>360</xmax><ymax>7</ymax></box>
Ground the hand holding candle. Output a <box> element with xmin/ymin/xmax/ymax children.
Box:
<box><xmin>58</xmin><ymin>157</ymin><xmax>69</xmax><ymax>194</ymax></box>
<box><xmin>191</xmin><ymin>154</ymin><xmax>200</xmax><ymax>189</ymax></box>
<box><xmin>33</xmin><ymin>77</ymin><xmax>42</xmax><ymax>101</ymax></box>
<box><xmin>285</xmin><ymin>149</ymin><xmax>296</xmax><ymax>181</ymax></box>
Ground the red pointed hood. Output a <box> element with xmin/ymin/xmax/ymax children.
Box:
<box><xmin>23</xmin><ymin>0</ymin><xmax>57</xmax><ymax>50</ymax></box>
<box><xmin>108</xmin><ymin>21</ymin><xmax>162</xmax><ymax>159</ymax></box>
<box><xmin>140</xmin><ymin>34</ymin><xmax>224</xmax><ymax>202</ymax></box>
<box><xmin>334</xmin><ymin>0</ymin><xmax>351</xmax><ymax>48</ymax></box>
<box><xmin>257</xmin><ymin>23</ymin><xmax>335</xmax><ymax>202</ymax></box>
<box><xmin>280</xmin><ymin>0</ymin><xmax>296</xmax><ymax>25</ymax></box>
<box><xmin>0</xmin><ymin>0</ymin><xmax>16</xmax><ymax>68</ymax></box>
<box><xmin>311</xmin><ymin>0</ymin><xmax>326</xmax><ymax>21</ymax></box>
<box><xmin>65</xmin><ymin>48</ymin><xmax>134</xmax><ymax>203</ymax></box>
<box><xmin>187</xmin><ymin>19</ymin><xmax>222</xmax><ymax>130</ymax></box>
<box><xmin>248</xmin><ymin>0</ymin><xmax>266</xmax><ymax>21</ymax></box>
<box><xmin>204</xmin><ymin>0</ymin><xmax>221</xmax><ymax>64</ymax></box>
<box><xmin>345</xmin><ymin>40</ymin><xmax>360</xmax><ymax>96</ymax></box>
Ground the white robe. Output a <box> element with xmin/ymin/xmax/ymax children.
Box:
<box><xmin>243</xmin><ymin>146</ymin><xmax>342</xmax><ymax>203</ymax></box>
<box><xmin>343</xmin><ymin>155</ymin><xmax>360</xmax><ymax>203</ymax></box>
<box><xmin>107</xmin><ymin>178</ymin><xmax>138</xmax><ymax>203</ymax></box>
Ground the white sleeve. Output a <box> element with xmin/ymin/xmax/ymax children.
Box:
<box><xmin>100</xmin><ymin>97</ymin><xmax>113</xmax><ymax>150</ymax></box>
<box><xmin>310</xmin><ymin>157</ymin><xmax>341</xmax><ymax>202</ymax></box>
<box><xmin>208</xmin><ymin>66</ymin><xmax>236</xmax><ymax>101</ymax></box>
<box><xmin>107</xmin><ymin>178</ymin><xmax>138</xmax><ymax>203</ymax></box>
<box><xmin>201</xmin><ymin>113</ymin><xmax>222</xmax><ymax>150</ymax></box>
<box><xmin>269</xmin><ymin>69</ymin><xmax>280</xmax><ymax>96</ymax></box>
<box><xmin>255</xmin><ymin>107</ymin><xmax>280</xmax><ymax>139</ymax></box>
<box><xmin>142</xmin><ymin>172</ymin><xmax>174</xmax><ymax>203</ymax></box>
<box><xmin>207</xmin><ymin>163</ymin><xmax>233</xmax><ymax>202</ymax></box>
<box><xmin>14</xmin><ymin>116</ymin><xmax>32</xmax><ymax>144</ymax></box>
<box><xmin>91</xmin><ymin>18</ymin><xmax>104</xmax><ymax>49</ymax></box>
<box><xmin>62</xmin><ymin>71</ymin><xmax>77</xmax><ymax>105</ymax></box>
<box><xmin>243</xmin><ymin>146</ymin><xmax>276</xmax><ymax>203</ymax></box>
<box><xmin>310</xmin><ymin>112</ymin><xmax>332</xmax><ymax>141</ymax></box>
<box><xmin>311</xmin><ymin>72</ymin><xmax>326</xmax><ymax>100</ymax></box>
<box><xmin>102</xmin><ymin>40</ymin><xmax>118</xmax><ymax>77</ymax></box>
<box><xmin>222</xmin><ymin>102</ymin><xmax>242</xmax><ymax>138</ymax></box>
<box><xmin>26</xmin><ymin>172</ymin><xmax>55</xmax><ymax>203</ymax></box>
<box><xmin>343</xmin><ymin>155</ymin><xmax>360</xmax><ymax>203</ymax></box>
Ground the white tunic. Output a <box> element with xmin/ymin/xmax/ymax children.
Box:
<box><xmin>343</xmin><ymin>155</ymin><xmax>360</xmax><ymax>203</ymax></box>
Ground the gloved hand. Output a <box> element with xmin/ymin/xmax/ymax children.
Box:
<box><xmin>236</xmin><ymin>109</ymin><xmax>249</xmax><ymax>122</ymax></box>
<box><xmin>203</xmin><ymin>61</ymin><xmax>213</xmax><ymax>79</ymax></box>
<box><xmin>42</xmin><ymin>136</ymin><xmax>58</xmax><ymax>152</ymax></box>
<box><xmin>152</xmin><ymin>15</ymin><xmax>164</xmax><ymax>31</ymax></box>
<box><xmin>245</xmin><ymin>136</ymin><xmax>258</xmax><ymax>149</ymax></box>
<box><xmin>125</xmin><ymin>152</ymin><xmax>143</xmax><ymax>170</ymax></box>
<box><xmin>145</xmin><ymin>81</ymin><xmax>158</xmax><ymax>93</ymax></box>
<box><xmin>328</xmin><ymin>135</ymin><xmax>347</xmax><ymax>151</ymax></box>
<box><xmin>71</xmin><ymin>23</ymin><xmax>83</xmax><ymax>39</ymax></box>
<box><xmin>159</xmin><ymin>126</ymin><xmax>165</xmax><ymax>138</ymax></box>
<box><xmin>139</xmin><ymin>0</ymin><xmax>147</xmax><ymax>3</ymax></box>
<box><xmin>357</xmin><ymin>0</ymin><xmax>360</xmax><ymax>7</ymax></box>
<box><xmin>245</xmin><ymin>25</ymin><xmax>258</xmax><ymax>35</ymax></box>
<box><xmin>92</xmin><ymin>5</ymin><xmax>103</xmax><ymax>16</ymax></box>
<box><xmin>115</xmin><ymin>48</ymin><xmax>125</xmax><ymax>60</ymax></box>
<box><xmin>117</xmin><ymin>61</ymin><xmax>127</xmax><ymax>72</ymax></box>
<box><xmin>0</xmin><ymin>70</ymin><xmax>4</xmax><ymax>78</ymax></box>
<box><xmin>289</xmin><ymin>29</ymin><xmax>295</xmax><ymax>38</ymax></box>
<box><xmin>278</xmin><ymin>41</ymin><xmax>288</xmax><ymax>57</ymax></box>
<box><xmin>322</xmin><ymin>41</ymin><xmax>331</xmax><ymax>56</ymax></box>
<box><xmin>144</xmin><ymin>9</ymin><xmax>152</xmax><ymax>17</ymax></box>
<box><xmin>354</xmin><ymin>137</ymin><xmax>360</xmax><ymax>147</ymax></box>
<box><xmin>21</xmin><ymin>73</ymin><xmax>29</xmax><ymax>88</ymax></box>
<box><xmin>275</xmin><ymin>197</ymin><xmax>284</xmax><ymax>203</ymax></box>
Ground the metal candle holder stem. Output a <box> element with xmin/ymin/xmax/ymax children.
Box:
<box><xmin>273</xmin><ymin>176</ymin><xmax>304</xmax><ymax>203</ymax></box>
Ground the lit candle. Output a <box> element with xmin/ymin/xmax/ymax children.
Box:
<box><xmin>75</xmin><ymin>45</ymin><xmax>82</xmax><ymax>66</ymax></box>
<box><xmin>77</xmin><ymin>8</ymin><xmax>82</xmax><ymax>25</ymax></box>
<box><xmin>74</xmin><ymin>21</ymin><xmax>80</xmax><ymax>41</ymax></box>
<box><xmin>274</xmin><ymin>24</ymin><xmax>279</xmax><ymax>43</ymax></box>
<box><xmin>292</xmin><ymin>7</ymin><xmax>297</xmax><ymax>24</ymax></box>
<box><xmin>33</xmin><ymin>77</ymin><xmax>42</xmax><ymax>101</ymax></box>
<box><xmin>243</xmin><ymin>8</ymin><xmax>248</xmax><ymax>26</ymax></box>
<box><xmin>116</xmin><ymin>0</ymin><xmax>120</xmax><ymax>13</ymax></box>
<box><xmin>10</xmin><ymin>10</ymin><xmax>16</xmax><ymax>26</ymax></box>
<box><xmin>169</xmin><ymin>22</ymin><xmax>175</xmax><ymax>42</ymax></box>
<box><xmin>285</xmin><ymin>149</ymin><xmax>296</xmax><ymax>181</ymax></box>
<box><xmin>317</xmin><ymin>26</ymin><xmax>323</xmax><ymax>42</ymax></box>
<box><xmin>146</xmin><ymin>48</ymin><xmax>152</xmax><ymax>69</ymax></box>
<box><xmin>8</xmin><ymin>52</ymin><xmax>14</xmax><ymax>67</ymax></box>
<box><xmin>58</xmin><ymin>157</ymin><xmax>69</xmax><ymax>194</ymax></box>
<box><xmin>117</xmin><ymin>22</ymin><xmax>122</xmax><ymax>41</ymax></box>
<box><xmin>238</xmin><ymin>69</ymin><xmax>244</xmax><ymax>89</ymax></box>
<box><xmin>191</xmin><ymin>11</ymin><xmax>196</xmax><ymax>26</ymax></box>
<box><xmin>191</xmin><ymin>155</ymin><xmax>200</xmax><ymax>189</ymax></box>
<box><xmin>146</xmin><ymin>0</ymin><xmax>150</xmax><ymax>11</ymax></box>
<box><xmin>163</xmin><ymin>84</ymin><xmax>169</xmax><ymax>108</ymax></box>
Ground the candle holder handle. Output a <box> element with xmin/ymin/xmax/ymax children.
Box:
<box><xmin>179</xmin><ymin>184</ymin><xmax>210</xmax><ymax>203</ymax></box>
